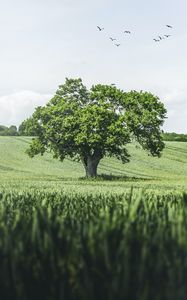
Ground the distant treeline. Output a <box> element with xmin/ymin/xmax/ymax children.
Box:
<box><xmin>0</xmin><ymin>123</ymin><xmax>187</xmax><ymax>142</ymax></box>
<box><xmin>162</xmin><ymin>132</ymin><xmax>187</xmax><ymax>142</ymax></box>
<box><xmin>0</xmin><ymin>125</ymin><xmax>18</xmax><ymax>136</ymax></box>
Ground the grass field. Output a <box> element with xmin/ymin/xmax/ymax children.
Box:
<box><xmin>0</xmin><ymin>186</ymin><xmax>187</xmax><ymax>300</ymax></box>
<box><xmin>0</xmin><ymin>136</ymin><xmax>187</xmax><ymax>299</ymax></box>
<box><xmin>0</xmin><ymin>136</ymin><xmax>186</xmax><ymax>193</ymax></box>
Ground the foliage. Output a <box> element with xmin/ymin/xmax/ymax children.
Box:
<box><xmin>24</xmin><ymin>78</ymin><xmax>167</xmax><ymax>177</ymax></box>
<box><xmin>0</xmin><ymin>189</ymin><xmax>186</xmax><ymax>299</ymax></box>
<box><xmin>0</xmin><ymin>125</ymin><xmax>7</xmax><ymax>132</ymax></box>
<box><xmin>0</xmin><ymin>125</ymin><xmax>18</xmax><ymax>136</ymax></box>
<box><xmin>18</xmin><ymin>117</ymin><xmax>41</xmax><ymax>136</ymax></box>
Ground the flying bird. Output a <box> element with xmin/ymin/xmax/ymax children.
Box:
<box><xmin>115</xmin><ymin>43</ymin><xmax>121</xmax><ymax>47</ymax></box>
<box><xmin>97</xmin><ymin>26</ymin><xmax>104</xmax><ymax>31</ymax></box>
<box><xmin>158</xmin><ymin>36</ymin><xmax>164</xmax><ymax>40</ymax></box>
<box><xmin>124</xmin><ymin>31</ymin><xmax>131</xmax><ymax>34</ymax></box>
<box><xmin>110</xmin><ymin>37</ymin><xmax>116</xmax><ymax>41</ymax></box>
<box><xmin>153</xmin><ymin>39</ymin><xmax>160</xmax><ymax>42</ymax></box>
<box><xmin>166</xmin><ymin>24</ymin><xmax>173</xmax><ymax>28</ymax></box>
<box><xmin>164</xmin><ymin>34</ymin><xmax>171</xmax><ymax>38</ymax></box>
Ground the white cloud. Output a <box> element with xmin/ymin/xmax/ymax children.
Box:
<box><xmin>163</xmin><ymin>89</ymin><xmax>187</xmax><ymax>105</ymax></box>
<box><xmin>161</xmin><ymin>89</ymin><xmax>187</xmax><ymax>133</ymax></box>
<box><xmin>0</xmin><ymin>91</ymin><xmax>52</xmax><ymax>127</ymax></box>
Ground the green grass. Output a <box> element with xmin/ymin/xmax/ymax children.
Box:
<box><xmin>0</xmin><ymin>189</ymin><xmax>187</xmax><ymax>299</ymax></box>
<box><xmin>0</xmin><ymin>137</ymin><xmax>187</xmax><ymax>299</ymax></box>
<box><xmin>0</xmin><ymin>136</ymin><xmax>187</xmax><ymax>193</ymax></box>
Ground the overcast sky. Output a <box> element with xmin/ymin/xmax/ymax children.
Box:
<box><xmin>0</xmin><ymin>0</ymin><xmax>186</xmax><ymax>132</ymax></box>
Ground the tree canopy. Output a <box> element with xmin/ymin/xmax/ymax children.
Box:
<box><xmin>19</xmin><ymin>117</ymin><xmax>39</xmax><ymax>136</ymax></box>
<box><xmin>25</xmin><ymin>78</ymin><xmax>167</xmax><ymax>177</ymax></box>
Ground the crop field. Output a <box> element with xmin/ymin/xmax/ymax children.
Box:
<box><xmin>0</xmin><ymin>189</ymin><xmax>187</xmax><ymax>299</ymax></box>
<box><xmin>0</xmin><ymin>136</ymin><xmax>187</xmax><ymax>193</ymax></box>
<box><xmin>0</xmin><ymin>136</ymin><xmax>187</xmax><ymax>299</ymax></box>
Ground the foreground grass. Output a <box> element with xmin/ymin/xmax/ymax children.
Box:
<box><xmin>0</xmin><ymin>189</ymin><xmax>186</xmax><ymax>300</ymax></box>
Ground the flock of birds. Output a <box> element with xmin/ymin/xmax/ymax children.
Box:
<box><xmin>97</xmin><ymin>24</ymin><xmax>173</xmax><ymax>47</ymax></box>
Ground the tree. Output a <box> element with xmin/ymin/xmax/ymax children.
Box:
<box><xmin>19</xmin><ymin>117</ymin><xmax>39</xmax><ymax>136</ymax></box>
<box><xmin>7</xmin><ymin>125</ymin><xmax>18</xmax><ymax>136</ymax></box>
<box><xmin>25</xmin><ymin>78</ymin><xmax>167</xmax><ymax>177</ymax></box>
<box><xmin>0</xmin><ymin>125</ymin><xmax>7</xmax><ymax>131</ymax></box>
<box><xmin>0</xmin><ymin>125</ymin><xmax>18</xmax><ymax>136</ymax></box>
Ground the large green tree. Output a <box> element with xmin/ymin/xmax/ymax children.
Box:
<box><xmin>19</xmin><ymin>117</ymin><xmax>39</xmax><ymax>136</ymax></box>
<box><xmin>25</xmin><ymin>78</ymin><xmax>167</xmax><ymax>177</ymax></box>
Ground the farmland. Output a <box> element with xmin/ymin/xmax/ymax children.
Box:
<box><xmin>0</xmin><ymin>136</ymin><xmax>187</xmax><ymax>193</ymax></box>
<box><xmin>0</xmin><ymin>187</ymin><xmax>187</xmax><ymax>299</ymax></box>
<box><xmin>0</xmin><ymin>136</ymin><xmax>187</xmax><ymax>299</ymax></box>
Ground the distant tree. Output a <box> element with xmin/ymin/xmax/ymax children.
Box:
<box><xmin>0</xmin><ymin>125</ymin><xmax>7</xmax><ymax>132</ymax></box>
<box><xmin>7</xmin><ymin>125</ymin><xmax>18</xmax><ymax>136</ymax></box>
<box><xmin>25</xmin><ymin>78</ymin><xmax>167</xmax><ymax>177</ymax></box>
<box><xmin>0</xmin><ymin>125</ymin><xmax>18</xmax><ymax>136</ymax></box>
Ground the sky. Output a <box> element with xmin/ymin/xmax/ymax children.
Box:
<box><xmin>0</xmin><ymin>0</ymin><xmax>186</xmax><ymax>133</ymax></box>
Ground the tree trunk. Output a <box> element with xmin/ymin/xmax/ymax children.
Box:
<box><xmin>81</xmin><ymin>154</ymin><xmax>101</xmax><ymax>178</ymax></box>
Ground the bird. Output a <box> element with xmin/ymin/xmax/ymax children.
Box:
<box><xmin>153</xmin><ymin>39</ymin><xmax>160</xmax><ymax>42</ymax></box>
<box><xmin>124</xmin><ymin>31</ymin><xmax>131</xmax><ymax>34</ymax></box>
<box><xmin>115</xmin><ymin>43</ymin><xmax>121</xmax><ymax>47</ymax></box>
<box><xmin>164</xmin><ymin>34</ymin><xmax>171</xmax><ymax>38</ymax></box>
<box><xmin>158</xmin><ymin>36</ymin><xmax>164</xmax><ymax>40</ymax></box>
<box><xmin>110</xmin><ymin>37</ymin><xmax>116</xmax><ymax>41</ymax></box>
<box><xmin>166</xmin><ymin>24</ymin><xmax>172</xmax><ymax>28</ymax></box>
<box><xmin>97</xmin><ymin>26</ymin><xmax>104</xmax><ymax>31</ymax></box>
